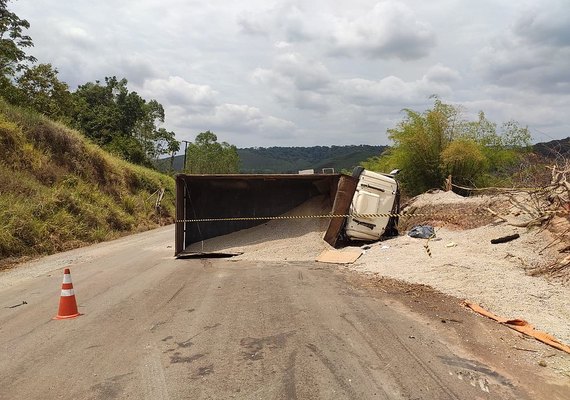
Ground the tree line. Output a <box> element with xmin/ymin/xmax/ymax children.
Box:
<box><xmin>183</xmin><ymin>131</ymin><xmax>240</xmax><ymax>173</ymax></box>
<box><xmin>363</xmin><ymin>98</ymin><xmax>531</xmax><ymax>195</ymax></box>
<box><xmin>0</xmin><ymin>0</ymin><xmax>179</xmax><ymax>168</ymax></box>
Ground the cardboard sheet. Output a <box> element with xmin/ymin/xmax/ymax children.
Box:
<box><xmin>316</xmin><ymin>249</ymin><xmax>363</xmax><ymax>264</ymax></box>
<box><xmin>464</xmin><ymin>302</ymin><xmax>570</xmax><ymax>354</ymax></box>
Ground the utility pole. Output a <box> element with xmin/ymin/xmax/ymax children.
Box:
<box><xmin>181</xmin><ymin>140</ymin><xmax>191</xmax><ymax>172</ymax></box>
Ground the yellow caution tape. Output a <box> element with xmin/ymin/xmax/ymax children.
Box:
<box><xmin>175</xmin><ymin>210</ymin><xmax>558</xmax><ymax>223</ymax></box>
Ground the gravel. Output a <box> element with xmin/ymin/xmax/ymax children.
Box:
<box><xmin>187</xmin><ymin>195</ymin><xmax>333</xmax><ymax>261</ymax></box>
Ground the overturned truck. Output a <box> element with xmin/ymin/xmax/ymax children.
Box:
<box><xmin>175</xmin><ymin>169</ymin><xmax>399</xmax><ymax>257</ymax></box>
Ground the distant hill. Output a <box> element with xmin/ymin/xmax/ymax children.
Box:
<box><xmin>157</xmin><ymin>137</ymin><xmax>570</xmax><ymax>174</ymax></box>
<box><xmin>158</xmin><ymin>145</ymin><xmax>386</xmax><ymax>174</ymax></box>
<box><xmin>533</xmin><ymin>137</ymin><xmax>570</xmax><ymax>158</ymax></box>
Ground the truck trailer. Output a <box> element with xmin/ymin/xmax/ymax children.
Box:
<box><xmin>175</xmin><ymin>168</ymin><xmax>399</xmax><ymax>256</ymax></box>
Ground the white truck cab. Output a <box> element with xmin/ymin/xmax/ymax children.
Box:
<box><xmin>344</xmin><ymin>167</ymin><xmax>400</xmax><ymax>241</ymax></box>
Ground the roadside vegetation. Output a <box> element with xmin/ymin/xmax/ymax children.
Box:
<box><xmin>0</xmin><ymin>1</ymin><xmax>179</xmax><ymax>266</ymax></box>
<box><xmin>362</xmin><ymin>98</ymin><xmax>569</xmax><ymax>279</ymax></box>
<box><xmin>0</xmin><ymin>99</ymin><xmax>175</xmax><ymax>265</ymax></box>
<box><xmin>183</xmin><ymin>131</ymin><xmax>240</xmax><ymax>173</ymax></box>
<box><xmin>0</xmin><ymin>0</ymin><xmax>179</xmax><ymax>168</ymax></box>
<box><xmin>363</xmin><ymin>98</ymin><xmax>533</xmax><ymax>195</ymax></box>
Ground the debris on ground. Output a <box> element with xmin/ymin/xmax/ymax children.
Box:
<box><xmin>491</xmin><ymin>234</ymin><xmax>521</xmax><ymax>244</ymax></box>
<box><xmin>408</xmin><ymin>225</ymin><xmax>435</xmax><ymax>239</ymax></box>
<box><xmin>185</xmin><ymin>179</ymin><xmax>570</xmax><ymax>349</ymax></box>
<box><xmin>352</xmin><ymin>188</ymin><xmax>570</xmax><ymax>347</ymax></box>
<box><xmin>186</xmin><ymin>195</ymin><xmax>333</xmax><ymax>261</ymax></box>
<box><xmin>316</xmin><ymin>249</ymin><xmax>362</xmax><ymax>264</ymax></box>
<box><xmin>5</xmin><ymin>301</ymin><xmax>27</xmax><ymax>309</ymax></box>
<box><xmin>464</xmin><ymin>302</ymin><xmax>570</xmax><ymax>355</ymax></box>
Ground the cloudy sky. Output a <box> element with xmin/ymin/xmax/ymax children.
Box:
<box><xmin>11</xmin><ymin>0</ymin><xmax>570</xmax><ymax>147</ymax></box>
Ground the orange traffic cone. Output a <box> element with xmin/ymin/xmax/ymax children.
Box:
<box><xmin>53</xmin><ymin>268</ymin><xmax>81</xmax><ymax>320</ymax></box>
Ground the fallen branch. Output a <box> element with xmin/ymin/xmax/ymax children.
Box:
<box><xmin>485</xmin><ymin>208</ymin><xmax>550</xmax><ymax>228</ymax></box>
<box><xmin>539</xmin><ymin>227</ymin><xmax>570</xmax><ymax>254</ymax></box>
<box><xmin>486</xmin><ymin>207</ymin><xmax>508</xmax><ymax>222</ymax></box>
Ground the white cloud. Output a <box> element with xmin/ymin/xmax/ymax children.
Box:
<box><xmin>334</xmin><ymin>64</ymin><xmax>459</xmax><ymax>107</ymax></box>
<box><xmin>141</xmin><ymin>77</ymin><xmax>218</xmax><ymax>108</ymax></box>
<box><xmin>274</xmin><ymin>41</ymin><xmax>292</xmax><ymax>49</ymax></box>
<box><xmin>274</xmin><ymin>53</ymin><xmax>332</xmax><ymax>91</ymax></box>
<box><xmin>135</xmin><ymin>75</ymin><xmax>297</xmax><ymax>144</ymax></box>
<box><xmin>210</xmin><ymin>103</ymin><xmax>296</xmax><ymax>135</ymax></box>
<box><xmin>237</xmin><ymin>11</ymin><xmax>271</xmax><ymax>36</ymax></box>
<box><xmin>168</xmin><ymin>103</ymin><xmax>297</xmax><ymax>144</ymax></box>
<box><xmin>477</xmin><ymin>1</ymin><xmax>570</xmax><ymax>94</ymax></box>
<box><xmin>9</xmin><ymin>0</ymin><xmax>570</xmax><ymax>145</ymax></box>
<box><xmin>512</xmin><ymin>0</ymin><xmax>570</xmax><ymax>47</ymax></box>
<box><xmin>237</xmin><ymin>3</ymin><xmax>319</xmax><ymax>42</ymax></box>
<box><xmin>328</xmin><ymin>2</ymin><xmax>436</xmax><ymax>60</ymax></box>
<box><xmin>251</xmin><ymin>53</ymin><xmax>333</xmax><ymax>110</ymax></box>
<box><xmin>424</xmin><ymin>64</ymin><xmax>461</xmax><ymax>84</ymax></box>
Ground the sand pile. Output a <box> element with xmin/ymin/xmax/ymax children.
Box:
<box><xmin>407</xmin><ymin>189</ymin><xmax>489</xmax><ymax>207</ymax></box>
<box><xmin>187</xmin><ymin>195</ymin><xmax>333</xmax><ymax>261</ymax></box>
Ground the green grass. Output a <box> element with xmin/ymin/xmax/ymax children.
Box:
<box><xmin>0</xmin><ymin>99</ymin><xmax>175</xmax><ymax>264</ymax></box>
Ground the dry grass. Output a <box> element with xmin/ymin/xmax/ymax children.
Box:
<box><xmin>0</xmin><ymin>99</ymin><xmax>175</xmax><ymax>268</ymax></box>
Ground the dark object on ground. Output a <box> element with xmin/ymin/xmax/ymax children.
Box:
<box><xmin>408</xmin><ymin>225</ymin><xmax>435</xmax><ymax>239</ymax></box>
<box><xmin>6</xmin><ymin>301</ymin><xmax>27</xmax><ymax>309</ymax></box>
<box><xmin>177</xmin><ymin>251</ymin><xmax>243</xmax><ymax>259</ymax></box>
<box><xmin>491</xmin><ymin>234</ymin><xmax>520</xmax><ymax>244</ymax></box>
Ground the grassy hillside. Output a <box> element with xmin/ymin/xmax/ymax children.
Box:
<box><xmin>0</xmin><ymin>100</ymin><xmax>175</xmax><ymax>265</ymax></box>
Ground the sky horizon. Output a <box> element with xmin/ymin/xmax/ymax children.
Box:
<box><xmin>11</xmin><ymin>0</ymin><xmax>570</xmax><ymax>147</ymax></box>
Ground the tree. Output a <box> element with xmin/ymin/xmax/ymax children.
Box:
<box><xmin>363</xmin><ymin>99</ymin><xmax>531</xmax><ymax>195</ymax></box>
<box><xmin>0</xmin><ymin>0</ymin><xmax>36</xmax><ymax>77</ymax></box>
<box><xmin>152</xmin><ymin>127</ymin><xmax>179</xmax><ymax>162</ymax></box>
<box><xmin>185</xmin><ymin>131</ymin><xmax>240</xmax><ymax>173</ymax></box>
<box><xmin>71</xmin><ymin>77</ymin><xmax>122</xmax><ymax>145</ymax></box>
<box><xmin>365</xmin><ymin>99</ymin><xmax>459</xmax><ymax>193</ymax></box>
<box><xmin>16</xmin><ymin>63</ymin><xmax>73</xmax><ymax>119</ymax></box>
<box><xmin>440</xmin><ymin>139</ymin><xmax>487</xmax><ymax>185</ymax></box>
<box><xmin>0</xmin><ymin>0</ymin><xmax>37</xmax><ymax>104</ymax></box>
<box><xmin>71</xmin><ymin>76</ymin><xmax>179</xmax><ymax>166</ymax></box>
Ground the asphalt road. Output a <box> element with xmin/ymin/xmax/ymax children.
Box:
<box><xmin>0</xmin><ymin>226</ymin><xmax>568</xmax><ymax>399</ymax></box>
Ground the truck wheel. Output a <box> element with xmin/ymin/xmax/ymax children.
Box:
<box><xmin>352</xmin><ymin>166</ymin><xmax>364</xmax><ymax>178</ymax></box>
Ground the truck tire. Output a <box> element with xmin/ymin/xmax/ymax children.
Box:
<box><xmin>352</xmin><ymin>166</ymin><xmax>365</xmax><ymax>179</ymax></box>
